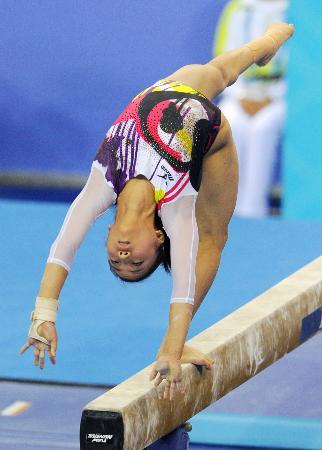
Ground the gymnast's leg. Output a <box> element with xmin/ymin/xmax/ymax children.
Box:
<box><xmin>193</xmin><ymin>115</ymin><xmax>239</xmax><ymax>317</ymax></box>
<box><xmin>168</xmin><ymin>22</ymin><xmax>294</xmax><ymax>100</ymax></box>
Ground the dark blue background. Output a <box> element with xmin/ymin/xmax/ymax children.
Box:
<box><xmin>1</xmin><ymin>1</ymin><xmax>225</xmax><ymax>174</ymax></box>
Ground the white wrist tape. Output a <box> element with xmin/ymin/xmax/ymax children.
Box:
<box><xmin>30</xmin><ymin>296</ymin><xmax>59</xmax><ymax>323</ymax></box>
<box><xmin>28</xmin><ymin>320</ymin><xmax>50</xmax><ymax>345</ymax></box>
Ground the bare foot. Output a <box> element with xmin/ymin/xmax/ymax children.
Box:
<box><xmin>181</xmin><ymin>344</ymin><xmax>213</xmax><ymax>369</ymax></box>
<box><xmin>256</xmin><ymin>22</ymin><xmax>295</xmax><ymax>66</ymax></box>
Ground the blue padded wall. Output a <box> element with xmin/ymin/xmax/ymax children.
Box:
<box><xmin>1</xmin><ymin>0</ymin><xmax>225</xmax><ymax>175</ymax></box>
<box><xmin>283</xmin><ymin>0</ymin><xmax>322</xmax><ymax>219</ymax></box>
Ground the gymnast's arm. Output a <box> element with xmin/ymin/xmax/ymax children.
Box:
<box><xmin>154</xmin><ymin>116</ymin><xmax>238</xmax><ymax>379</ymax></box>
<box><xmin>156</xmin><ymin>196</ymin><xmax>198</xmax><ymax>361</ymax></box>
<box><xmin>41</xmin><ymin>166</ymin><xmax>116</xmax><ymax>298</ymax></box>
<box><xmin>20</xmin><ymin>166</ymin><xmax>116</xmax><ymax>367</ymax></box>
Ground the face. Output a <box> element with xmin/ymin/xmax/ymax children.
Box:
<box><xmin>107</xmin><ymin>222</ymin><xmax>164</xmax><ymax>280</ymax></box>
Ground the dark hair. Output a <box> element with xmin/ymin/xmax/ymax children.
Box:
<box><xmin>109</xmin><ymin>207</ymin><xmax>171</xmax><ymax>282</ymax></box>
<box><xmin>153</xmin><ymin>207</ymin><xmax>171</xmax><ymax>273</ymax></box>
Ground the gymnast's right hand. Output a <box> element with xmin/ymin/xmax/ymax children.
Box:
<box><xmin>150</xmin><ymin>356</ymin><xmax>184</xmax><ymax>401</ymax></box>
<box><xmin>20</xmin><ymin>321</ymin><xmax>57</xmax><ymax>369</ymax></box>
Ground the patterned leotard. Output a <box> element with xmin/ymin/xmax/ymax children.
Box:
<box><xmin>93</xmin><ymin>78</ymin><xmax>221</xmax><ymax>209</ymax></box>
<box><xmin>48</xmin><ymin>79</ymin><xmax>221</xmax><ymax>305</ymax></box>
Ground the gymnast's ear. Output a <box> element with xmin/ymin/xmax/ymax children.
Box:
<box><xmin>155</xmin><ymin>229</ymin><xmax>165</xmax><ymax>244</ymax></box>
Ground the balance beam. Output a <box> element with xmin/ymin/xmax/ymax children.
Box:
<box><xmin>80</xmin><ymin>256</ymin><xmax>322</xmax><ymax>450</ymax></box>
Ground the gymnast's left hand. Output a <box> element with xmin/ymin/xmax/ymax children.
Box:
<box><xmin>20</xmin><ymin>321</ymin><xmax>57</xmax><ymax>369</ymax></box>
<box><xmin>149</xmin><ymin>356</ymin><xmax>183</xmax><ymax>401</ymax></box>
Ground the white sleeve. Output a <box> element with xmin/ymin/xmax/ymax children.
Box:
<box><xmin>160</xmin><ymin>195</ymin><xmax>199</xmax><ymax>305</ymax></box>
<box><xmin>47</xmin><ymin>165</ymin><xmax>116</xmax><ymax>271</ymax></box>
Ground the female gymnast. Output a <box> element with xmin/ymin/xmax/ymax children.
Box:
<box><xmin>20</xmin><ymin>23</ymin><xmax>294</xmax><ymax>400</ymax></box>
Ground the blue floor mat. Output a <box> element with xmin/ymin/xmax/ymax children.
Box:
<box><xmin>1</xmin><ymin>199</ymin><xmax>321</xmax><ymax>385</ymax></box>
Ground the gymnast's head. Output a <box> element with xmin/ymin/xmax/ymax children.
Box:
<box><xmin>106</xmin><ymin>176</ymin><xmax>171</xmax><ymax>281</ymax></box>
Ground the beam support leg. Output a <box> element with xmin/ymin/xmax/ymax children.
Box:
<box><xmin>146</xmin><ymin>424</ymin><xmax>190</xmax><ymax>450</ymax></box>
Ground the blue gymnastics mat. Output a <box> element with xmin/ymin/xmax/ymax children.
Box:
<box><xmin>1</xmin><ymin>199</ymin><xmax>321</xmax><ymax>385</ymax></box>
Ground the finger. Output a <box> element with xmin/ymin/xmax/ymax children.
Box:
<box><xmin>39</xmin><ymin>348</ymin><xmax>45</xmax><ymax>369</ymax></box>
<box><xmin>49</xmin><ymin>338</ymin><xmax>57</xmax><ymax>364</ymax></box>
<box><xmin>149</xmin><ymin>368</ymin><xmax>158</xmax><ymax>381</ymax></box>
<box><xmin>20</xmin><ymin>342</ymin><xmax>31</xmax><ymax>354</ymax></box>
<box><xmin>39</xmin><ymin>347</ymin><xmax>47</xmax><ymax>369</ymax></box>
<box><xmin>50</xmin><ymin>337</ymin><xmax>57</xmax><ymax>358</ymax></box>
<box><xmin>163</xmin><ymin>381</ymin><xmax>170</xmax><ymax>400</ymax></box>
<box><xmin>156</xmin><ymin>386</ymin><xmax>163</xmax><ymax>400</ymax></box>
<box><xmin>176</xmin><ymin>380</ymin><xmax>184</xmax><ymax>394</ymax></box>
<box><xmin>206</xmin><ymin>359</ymin><xmax>214</xmax><ymax>370</ymax></box>
<box><xmin>48</xmin><ymin>347</ymin><xmax>56</xmax><ymax>364</ymax></box>
<box><xmin>34</xmin><ymin>347</ymin><xmax>40</xmax><ymax>366</ymax></box>
<box><xmin>195</xmin><ymin>358</ymin><xmax>213</xmax><ymax>370</ymax></box>
<box><xmin>153</xmin><ymin>373</ymin><xmax>164</xmax><ymax>388</ymax></box>
<box><xmin>169</xmin><ymin>381</ymin><xmax>176</xmax><ymax>401</ymax></box>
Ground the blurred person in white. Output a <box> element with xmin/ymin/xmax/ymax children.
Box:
<box><xmin>214</xmin><ymin>0</ymin><xmax>288</xmax><ymax>217</ymax></box>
